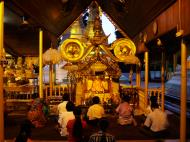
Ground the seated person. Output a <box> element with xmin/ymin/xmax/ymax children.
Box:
<box><xmin>67</xmin><ymin>107</ymin><xmax>87</xmax><ymax>142</ymax></box>
<box><xmin>142</xmin><ymin>102</ymin><xmax>169</xmax><ymax>138</ymax></box>
<box><xmin>139</xmin><ymin>95</ymin><xmax>159</xmax><ymax>126</ymax></box>
<box><xmin>87</xmin><ymin>96</ymin><xmax>105</xmax><ymax>126</ymax></box>
<box><xmin>58</xmin><ymin>101</ymin><xmax>75</xmax><ymax>136</ymax></box>
<box><xmin>27</xmin><ymin>98</ymin><xmax>47</xmax><ymax>128</ymax></box>
<box><xmin>57</xmin><ymin>93</ymin><xmax>70</xmax><ymax>121</ymax></box>
<box><xmin>144</xmin><ymin>95</ymin><xmax>158</xmax><ymax>116</ymax></box>
<box><xmin>88</xmin><ymin>118</ymin><xmax>116</xmax><ymax>142</ymax></box>
<box><xmin>115</xmin><ymin>95</ymin><xmax>136</xmax><ymax>126</ymax></box>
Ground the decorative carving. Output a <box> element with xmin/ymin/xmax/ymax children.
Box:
<box><xmin>60</xmin><ymin>38</ymin><xmax>84</xmax><ymax>62</ymax></box>
<box><xmin>112</xmin><ymin>38</ymin><xmax>136</xmax><ymax>61</ymax></box>
<box><xmin>152</xmin><ymin>21</ymin><xmax>158</xmax><ymax>35</ymax></box>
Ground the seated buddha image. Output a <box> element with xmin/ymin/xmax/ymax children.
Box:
<box><xmin>15</xmin><ymin>57</ymin><xmax>23</xmax><ymax>69</ymax></box>
<box><xmin>91</xmin><ymin>76</ymin><xmax>105</xmax><ymax>93</ymax></box>
<box><xmin>14</xmin><ymin>57</ymin><xmax>27</xmax><ymax>81</ymax></box>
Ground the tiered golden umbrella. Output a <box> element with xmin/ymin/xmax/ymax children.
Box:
<box><xmin>43</xmin><ymin>47</ymin><xmax>61</xmax><ymax>97</ymax></box>
<box><xmin>62</xmin><ymin>62</ymin><xmax>78</xmax><ymax>71</ymax></box>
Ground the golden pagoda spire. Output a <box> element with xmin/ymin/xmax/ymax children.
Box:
<box><xmin>83</xmin><ymin>2</ymin><xmax>108</xmax><ymax>46</ymax></box>
<box><xmin>83</xmin><ymin>2</ymin><xmax>99</xmax><ymax>39</ymax></box>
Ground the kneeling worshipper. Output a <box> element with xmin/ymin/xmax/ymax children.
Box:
<box><xmin>141</xmin><ymin>102</ymin><xmax>169</xmax><ymax>138</ymax></box>
<box><xmin>115</xmin><ymin>95</ymin><xmax>137</xmax><ymax>126</ymax></box>
<box><xmin>27</xmin><ymin>98</ymin><xmax>48</xmax><ymax>128</ymax></box>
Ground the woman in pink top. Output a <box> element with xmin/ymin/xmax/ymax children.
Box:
<box><xmin>115</xmin><ymin>95</ymin><xmax>137</xmax><ymax>126</ymax></box>
<box><xmin>67</xmin><ymin>107</ymin><xmax>87</xmax><ymax>142</ymax></box>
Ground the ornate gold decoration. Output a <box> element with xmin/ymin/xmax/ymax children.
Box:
<box><xmin>157</xmin><ymin>38</ymin><xmax>162</xmax><ymax>46</ymax></box>
<box><xmin>99</xmin><ymin>45</ymin><xmax>120</xmax><ymax>61</ymax></box>
<box><xmin>152</xmin><ymin>21</ymin><xmax>158</xmax><ymax>35</ymax></box>
<box><xmin>143</xmin><ymin>32</ymin><xmax>147</xmax><ymax>42</ymax></box>
<box><xmin>112</xmin><ymin>38</ymin><xmax>136</xmax><ymax>61</ymax></box>
<box><xmin>62</xmin><ymin>62</ymin><xmax>78</xmax><ymax>71</ymax></box>
<box><xmin>90</xmin><ymin>61</ymin><xmax>107</xmax><ymax>72</ymax></box>
<box><xmin>124</xmin><ymin>55</ymin><xmax>141</xmax><ymax>65</ymax></box>
<box><xmin>60</xmin><ymin>38</ymin><xmax>84</xmax><ymax>62</ymax></box>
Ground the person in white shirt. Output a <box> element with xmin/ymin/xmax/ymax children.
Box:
<box><xmin>87</xmin><ymin>96</ymin><xmax>105</xmax><ymax>126</ymax></box>
<box><xmin>144</xmin><ymin>95</ymin><xmax>158</xmax><ymax>116</ymax></box>
<box><xmin>57</xmin><ymin>93</ymin><xmax>70</xmax><ymax>121</ymax></box>
<box><xmin>142</xmin><ymin>102</ymin><xmax>169</xmax><ymax>138</ymax></box>
<box><xmin>58</xmin><ymin>101</ymin><xmax>75</xmax><ymax>136</ymax></box>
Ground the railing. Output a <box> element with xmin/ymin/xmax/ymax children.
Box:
<box><xmin>4</xmin><ymin>85</ymin><xmax>36</xmax><ymax>100</ymax></box>
<box><xmin>4</xmin><ymin>84</ymin><xmax>163</xmax><ymax>113</ymax></box>
<box><xmin>120</xmin><ymin>86</ymin><xmax>162</xmax><ymax>112</ymax></box>
<box><xmin>43</xmin><ymin>85</ymin><xmax>67</xmax><ymax>99</ymax></box>
<box><xmin>136</xmin><ymin>87</ymin><xmax>162</xmax><ymax>112</ymax></box>
<box><xmin>4</xmin><ymin>85</ymin><xmax>36</xmax><ymax>112</ymax></box>
<box><xmin>43</xmin><ymin>85</ymin><xmax>68</xmax><ymax>115</ymax></box>
<box><xmin>148</xmin><ymin>88</ymin><xmax>162</xmax><ymax>105</ymax></box>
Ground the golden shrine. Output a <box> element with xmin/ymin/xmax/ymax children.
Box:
<box><xmin>1</xmin><ymin>1</ymin><xmax>190</xmax><ymax>141</ymax></box>
<box><xmin>60</xmin><ymin>2</ymin><xmax>140</xmax><ymax>105</ymax></box>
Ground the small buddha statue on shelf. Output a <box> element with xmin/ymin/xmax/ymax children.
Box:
<box><xmin>15</xmin><ymin>57</ymin><xmax>28</xmax><ymax>85</ymax></box>
<box><xmin>24</xmin><ymin>60</ymin><xmax>34</xmax><ymax>78</ymax></box>
<box><xmin>15</xmin><ymin>57</ymin><xmax>23</xmax><ymax>70</ymax></box>
<box><xmin>15</xmin><ymin>57</ymin><xmax>24</xmax><ymax>77</ymax></box>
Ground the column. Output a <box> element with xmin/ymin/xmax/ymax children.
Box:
<box><xmin>161</xmin><ymin>51</ymin><xmax>165</xmax><ymax>111</ymax></box>
<box><xmin>180</xmin><ymin>39</ymin><xmax>187</xmax><ymax>142</ymax></box>
<box><xmin>0</xmin><ymin>1</ymin><xmax>4</xmax><ymax>141</ymax></box>
<box><xmin>39</xmin><ymin>29</ymin><xmax>43</xmax><ymax>98</ymax></box>
<box><xmin>144</xmin><ymin>51</ymin><xmax>149</xmax><ymax>108</ymax></box>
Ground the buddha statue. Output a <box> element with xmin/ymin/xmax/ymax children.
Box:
<box><xmin>91</xmin><ymin>76</ymin><xmax>104</xmax><ymax>93</ymax></box>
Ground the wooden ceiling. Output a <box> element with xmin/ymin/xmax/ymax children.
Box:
<box><xmin>4</xmin><ymin>0</ymin><xmax>176</xmax><ymax>56</ymax></box>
